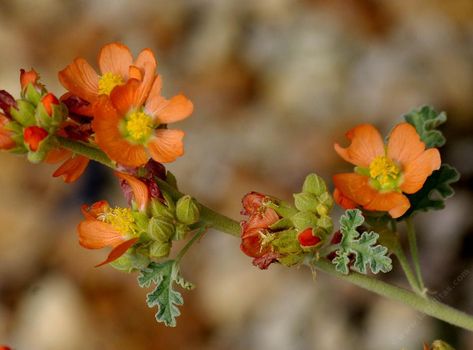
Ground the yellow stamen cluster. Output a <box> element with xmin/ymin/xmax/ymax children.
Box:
<box><xmin>125</xmin><ymin>111</ymin><xmax>154</xmax><ymax>143</ymax></box>
<box><xmin>101</xmin><ymin>207</ymin><xmax>137</xmax><ymax>235</ymax></box>
<box><xmin>98</xmin><ymin>72</ymin><xmax>124</xmax><ymax>95</ymax></box>
<box><xmin>369</xmin><ymin>156</ymin><xmax>400</xmax><ymax>187</ymax></box>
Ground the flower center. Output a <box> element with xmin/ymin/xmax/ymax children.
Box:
<box><xmin>101</xmin><ymin>207</ymin><xmax>137</xmax><ymax>236</ymax></box>
<box><xmin>369</xmin><ymin>156</ymin><xmax>401</xmax><ymax>189</ymax></box>
<box><xmin>98</xmin><ymin>72</ymin><xmax>124</xmax><ymax>95</ymax></box>
<box><xmin>125</xmin><ymin>111</ymin><xmax>154</xmax><ymax>143</ymax></box>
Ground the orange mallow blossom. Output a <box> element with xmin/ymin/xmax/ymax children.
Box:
<box><xmin>78</xmin><ymin>173</ymin><xmax>149</xmax><ymax>266</ymax></box>
<box><xmin>58</xmin><ymin>42</ymin><xmax>156</xmax><ymax>105</ymax></box>
<box><xmin>333</xmin><ymin>123</ymin><xmax>441</xmax><ymax>218</ymax></box>
<box><xmin>92</xmin><ymin>75</ymin><xmax>193</xmax><ymax>167</ymax></box>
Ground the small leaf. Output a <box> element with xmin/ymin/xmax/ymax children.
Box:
<box><xmin>333</xmin><ymin>209</ymin><xmax>392</xmax><ymax>275</ymax></box>
<box><xmin>138</xmin><ymin>260</ymin><xmax>192</xmax><ymax>327</ymax></box>
<box><xmin>403</xmin><ymin>105</ymin><xmax>447</xmax><ymax>148</ymax></box>
<box><xmin>402</xmin><ymin>164</ymin><xmax>460</xmax><ymax>218</ymax></box>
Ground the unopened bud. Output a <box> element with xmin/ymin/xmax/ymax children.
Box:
<box><xmin>291</xmin><ymin>211</ymin><xmax>318</xmax><ymax>232</ymax></box>
<box><xmin>293</xmin><ymin>192</ymin><xmax>319</xmax><ymax>212</ymax></box>
<box><xmin>10</xmin><ymin>100</ymin><xmax>35</xmax><ymax>126</ymax></box>
<box><xmin>148</xmin><ymin>217</ymin><xmax>174</xmax><ymax>242</ymax></box>
<box><xmin>150</xmin><ymin>198</ymin><xmax>174</xmax><ymax>220</ymax></box>
<box><xmin>23</xmin><ymin>126</ymin><xmax>48</xmax><ymax>152</ymax></box>
<box><xmin>41</xmin><ymin>93</ymin><xmax>60</xmax><ymax>116</ymax></box>
<box><xmin>176</xmin><ymin>195</ymin><xmax>200</xmax><ymax>225</ymax></box>
<box><xmin>302</xmin><ymin>174</ymin><xmax>327</xmax><ymax>196</ymax></box>
<box><xmin>149</xmin><ymin>241</ymin><xmax>171</xmax><ymax>259</ymax></box>
<box><xmin>174</xmin><ymin>223</ymin><xmax>190</xmax><ymax>241</ymax></box>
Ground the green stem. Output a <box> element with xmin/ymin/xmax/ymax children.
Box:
<box><xmin>393</xmin><ymin>245</ymin><xmax>423</xmax><ymax>295</ymax></box>
<box><xmin>311</xmin><ymin>259</ymin><xmax>473</xmax><ymax>331</ymax></box>
<box><xmin>57</xmin><ymin>138</ymin><xmax>473</xmax><ymax>331</ymax></box>
<box><xmin>176</xmin><ymin>227</ymin><xmax>206</xmax><ymax>262</ymax></box>
<box><xmin>406</xmin><ymin>217</ymin><xmax>426</xmax><ymax>295</ymax></box>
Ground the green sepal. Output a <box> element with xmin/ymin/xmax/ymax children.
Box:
<box><xmin>402</xmin><ymin>164</ymin><xmax>460</xmax><ymax>218</ymax></box>
<box><xmin>150</xmin><ymin>198</ymin><xmax>175</xmax><ymax>220</ymax></box>
<box><xmin>174</xmin><ymin>223</ymin><xmax>190</xmax><ymax>241</ymax></box>
<box><xmin>138</xmin><ymin>260</ymin><xmax>191</xmax><ymax>327</ymax></box>
<box><xmin>278</xmin><ymin>254</ymin><xmax>304</xmax><ymax>267</ymax></box>
<box><xmin>176</xmin><ymin>195</ymin><xmax>200</xmax><ymax>225</ymax></box>
<box><xmin>10</xmin><ymin>100</ymin><xmax>35</xmax><ymax>126</ymax></box>
<box><xmin>35</xmin><ymin>102</ymin><xmax>66</xmax><ymax>131</ymax></box>
<box><xmin>149</xmin><ymin>241</ymin><xmax>171</xmax><ymax>259</ymax></box>
<box><xmin>291</xmin><ymin>211</ymin><xmax>318</xmax><ymax>232</ymax></box>
<box><xmin>26</xmin><ymin>136</ymin><xmax>51</xmax><ymax>164</ymax></box>
<box><xmin>294</xmin><ymin>192</ymin><xmax>319</xmax><ymax>212</ymax></box>
<box><xmin>166</xmin><ymin>171</ymin><xmax>178</xmax><ymax>190</ymax></box>
<box><xmin>148</xmin><ymin>216</ymin><xmax>175</xmax><ymax>242</ymax></box>
<box><xmin>271</xmin><ymin>229</ymin><xmax>302</xmax><ymax>255</ymax></box>
<box><xmin>302</xmin><ymin>173</ymin><xmax>327</xmax><ymax>196</ymax></box>
<box><xmin>316</xmin><ymin>215</ymin><xmax>333</xmax><ymax>237</ymax></box>
<box><xmin>316</xmin><ymin>192</ymin><xmax>334</xmax><ymax>215</ymax></box>
<box><xmin>24</xmin><ymin>83</ymin><xmax>42</xmax><ymax>105</ymax></box>
<box><xmin>265</xmin><ymin>200</ymin><xmax>298</xmax><ymax>218</ymax></box>
<box><xmin>110</xmin><ymin>247</ymin><xmax>150</xmax><ymax>273</ymax></box>
<box><xmin>333</xmin><ymin>209</ymin><xmax>392</xmax><ymax>275</ymax></box>
<box><xmin>162</xmin><ymin>191</ymin><xmax>176</xmax><ymax>212</ymax></box>
<box><xmin>269</xmin><ymin>217</ymin><xmax>293</xmax><ymax>230</ymax></box>
<box><xmin>403</xmin><ymin>105</ymin><xmax>447</xmax><ymax>148</ymax></box>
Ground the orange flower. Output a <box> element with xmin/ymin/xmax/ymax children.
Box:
<box><xmin>333</xmin><ymin>123</ymin><xmax>441</xmax><ymax>218</ymax></box>
<box><xmin>0</xmin><ymin>113</ymin><xmax>15</xmax><ymax>150</ymax></box>
<box><xmin>58</xmin><ymin>42</ymin><xmax>156</xmax><ymax>105</ymax></box>
<box><xmin>92</xmin><ymin>76</ymin><xmax>193</xmax><ymax>167</ymax></box>
<box><xmin>77</xmin><ymin>175</ymin><xmax>148</xmax><ymax>266</ymax></box>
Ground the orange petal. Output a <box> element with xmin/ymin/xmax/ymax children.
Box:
<box><xmin>150</xmin><ymin>94</ymin><xmax>194</xmax><ymax>124</ymax></box>
<box><xmin>242</xmin><ymin>208</ymin><xmax>279</xmax><ymax>232</ymax></box>
<box><xmin>129</xmin><ymin>65</ymin><xmax>142</xmax><ymax>80</ymax></box>
<box><xmin>93</xmin><ymin>96</ymin><xmax>149</xmax><ymax>167</ymax></box>
<box><xmin>52</xmin><ymin>155</ymin><xmax>89</xmax><ymax>183</ymax></box>
<box><xmin>44</xmin><ymin>148</ymin><xmax>72</xmax><ymax>164</ymax></box>
<box><xmin>334</xmin><ymin>124</ymin><xmax>385</xmax><ymax>167</ymax></box>
<box><xmin>20</xmin><ymin>68</ymin><xmax>39</xmax><ymax>90</ymax></box>
<box><xmin>58</xmin><ymin>58</ymin><xmax>99</xmax><ymax>103</ymax></box>
<box><xmin>81</xmin><ymin>200</ymin><xmax>109</xmax><ymax>220</ymax></box>
<box><xmin>387</xmin><ymin>123</ymin><xmax>425</xmax><ymax>166</ymax></box>
<box><xmin>134</xmin><ymin>48</ymin><xmax>157</xmax><ymax>106</ymax></box>
<box><xmin>147</xmin><ymin>129</ymin><xmax>185</xmax><ymax>163</ymax></box>
<box><xmin>109</xmin><ymin>79</ymin><xmax>141</xmax><ymax>115</ymax></box>
<box><xmin>333</xmin><ymin>188</ymin><xmax>358</xmax><ymax>209</ymax></box>
<box><xmin>332</xmin><ymin>173</ymin><xmax>376</xmax><ymax>206</ymax></box>
<box><xmin>98</xmin><ymin>42</ymin><xmax>133</xmax><ymax>78</ymax></box>
<box><xmin>95</xmin><ymin>237</ymin><xmax>138</xmax><ymax>267</ymax></box>
<box><xmin>364</xmin><ymin>192</ymin><xmax>411</xmax><ymax>219</ymax></box>
<box><xmin>143</xmin><ymin>75</ymin><xmax>164</xmax><ymax>114</ymax></box>
<box><xmin>78</xmin><ymin>220</ymin><xmax>125</xmax><ymax>249</ymax></box>
<box><xmin>115</xmin><ymin>172</ymin><xmax>149</xmax><ymax>210</ymax></box>
<box><xmin>400</xmin><ymin>148</ymin><xmax>441</xmax><ymax>194</ymax></box>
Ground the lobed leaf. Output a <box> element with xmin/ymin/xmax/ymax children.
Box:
<box><xmin>333</xmin><ymin>209</ymin><xmax>392</xmax><ymax>275</ymax></box>
<box><xmin>403</xmin><ymin>105</ymin><xmax>447</xmax><ymax>148</ymax></box>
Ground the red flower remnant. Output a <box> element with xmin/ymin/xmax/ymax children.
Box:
<box><xmin>297</xmin><ymin>228</ymin><xmax>322</xmax><ymax>248</ymax></box>
<box><xmin>41</xmin><ymin>93</ymin><xmax>60</xmax><ymax>116</ymax></box>
<box><xmin>24</xmin><ymin>126</ymin><xmax>48</xmax><ymax>151</ymax></box>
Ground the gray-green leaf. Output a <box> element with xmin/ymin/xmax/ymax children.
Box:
<box><xmin>403</xmin><ymin>105</ymin><xmax>447</xmax><ymax>148</ymax></box>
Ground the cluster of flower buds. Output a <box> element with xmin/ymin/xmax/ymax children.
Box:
<box><xmin>78</xmin><ymin>167</ymin><xmax>200</xmax><ymax>272</ymax></box>
<box><xmin>240</xmin><ymin>174</ymin><xmax>333</xmax><ymax>269</ymax></box>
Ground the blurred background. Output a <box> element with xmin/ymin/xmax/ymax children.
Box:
<box><xmin>0</xmin><ymin>0</ymin><xmax>473</xmax><ymax>349</ymax></box>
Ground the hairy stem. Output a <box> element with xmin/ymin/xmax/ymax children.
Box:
<box><xmin>406</xmin><ymin>217</ymin><xmax>426</xmax><ymax>295</ymax></box>
<box><xmin>57</xmin><ymin>137</ymin><xmax>473</xmax><ymax>331</ymax></box>
<box><xmin>393</xmin><ymin>246</ymin><xmax>424</xmax><ymax>295</ymax></box>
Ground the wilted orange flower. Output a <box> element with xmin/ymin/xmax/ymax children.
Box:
<box><xmin>58</xmin><ymin>42</ymin><xmax>156</xmax><ymax>105</ymax></box>
<box><xmin>78</xmin><ymin>174</ymin><xmax>149</xmax><ymax>266</ymax></box>
<box><xmin>92</xmin><ymin>76</ymin><xmax>193</xmax><ymax>167</ymax></box>
<box><xmin>333</xmin><ymin>123</ymin><xmax>441</xmax><ymax>218</ymax></box>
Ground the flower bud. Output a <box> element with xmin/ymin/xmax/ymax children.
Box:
<box><xmin>10</xmin><ymin>100</ymin><xmax>35</xmax><ymax>126</ymax></box>
<box><xmin>176</xmin><ymin>195</ymin><xmax>200</xmax><ymax>225</ymax></box>
<box><xmin>23</xmin><ymin>126</ymin><xmax>48</xmax><ymax>152</ymax></box>
<box><xmin>302</xmin><ymin>174</ymin><xmax>327</xmax><ymax>196</ymax></box>
<box><xmin>41</xmin><ymin>93</ymin><xmax>60</xmax><ymax>116</ymax></box>
<box><xmin>110</xmin><ymin>248</ymin><xmax>150</xmax><ymax>273</ymax></box>
<box><xmin>297</xmin><ymin>228</ymin><xmax>322</xmax><ymax>248</ymax></box>
<box><xmin>174</xmin><ymin>223</ymin><xmax>190</xmax><ymax>240</ymax></box>
<box><xmin>291</xmin><ymin>211</ymin><xmax>318</xmax><ymax>232</ymax></box>
<box><xmin>150</xmin><ymin>198</ymin><xmax>174</xmax><ymax>220</ymax></box>
<box><xmin>148</xmin><ymin>216</ymin><xmax>174</xmax><ymax>242</ymax></box>
<box><xmin>149</xmin><ymin>241</ymin><xmax>171</xmax><ymax>259</ymax></box>
<box><xmin>294</xmin><ymin>192</ymin><xmax>319</xmax><ymax>212</ymax></box>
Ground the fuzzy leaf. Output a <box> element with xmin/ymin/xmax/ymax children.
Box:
<box><xmin>403</xmin><ymin>164</ymin><xmax>460</xmax><ymax>218</ymax></box>
<box><xmin>138</xmin><ymin>260</ymin><xmax>191</xmax><ymax>327</ymax></box>
<box><xmin>403</xmin><ymin>105</ymin><xmax>447</xmax><ymax>148</ymax></box>
<box><xmin>333</xmin><ymin>209</ymin><xmax>392</xmax><ymax>275</ymax></box>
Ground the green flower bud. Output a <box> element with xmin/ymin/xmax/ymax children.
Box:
<box><xmin>24</xmin><ymin>83</ymin><xmax>42</xmax><ymax>105</ymax></box>
<box><xmin>316</xmin><ymin>215</ymin><xmax>333</xmax><ymax>237</ymax></box>
<box><xmin>291</xmin><ymin>211</ymin><xmax>318</xmax><ymax>232</ymax></box>
<box><xmin>132</xmin><ymin>211</ymin><xmax>149</xmax><ymax>233</ymax></box>
<box><xmin>317</xmin><ymin>192</ymin><xmax>334</xmax><ymax>211</ymax></box>
<box><xmin>149</xmin><ymin>241</ymin><xmax>171</xmax><ymax>259</ymax></box>
<box><xmin>176</xmin><ymin>195</ymin><xmax>200</xmax><ymax>225</ymax></box>
<box><xmin>271</xmin><ymin>229</ymin><xmax>302</xmax><ymax>255</ymax></box>
<box><xmin>148</xmin><ymin>217</ymin><xmax>175</xmax><ymax>242</ymax></box>
<box><xmin>10</xmin><ymin>100</ymin><xmax>35</xmax><ymax>126</ymax></box>
<box><xmin>294</xmin><ymin>192</ymin><xmax>319</xmax><ymax>212</ymax></box>
<box><xmin>302</xmin><ymin>174</ymin><xmax>327</xmax><ymax>196</ymax></box>
<box><xmin>110</xmin><ymin>248</ymin><xmax>150</xmax><ymax>273</ymax></box>
<box><xmin>150</xmin><ymin>198</ymin><xmax>174</xmax><ymax>220</ymax></box>
<box><xmin>162</xmin><ymin>191</ymin><xmax>176</xmax><ymax>212</ymax></box>
<box><xmin>174</xmin><ymin>223</ymin><xmax>190</xmax><ymax>241</ymax></box>
<box><xmin>278</xmin><ymin>254</ymin><xmax>304</xmax><ymax>267</ymax></box>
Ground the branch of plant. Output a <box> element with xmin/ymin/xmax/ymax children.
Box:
<box><xmin>406</xmin><ymin>217</ymin><xmax>427</xmax><ymax>295</ymax></box>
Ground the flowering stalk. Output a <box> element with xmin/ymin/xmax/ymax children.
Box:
<box><xmin>406</xmin><ymin>217</ymin><xmax>427</xmax><ymax>295</ymax></box>
<box><xmin>54</xmin><ymin>136</ymin><xmax>473</xmax><ymax>331</ymax></box>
